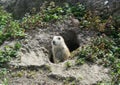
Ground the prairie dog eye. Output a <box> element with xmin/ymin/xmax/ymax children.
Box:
<box><xmin>58</xmin><ymin>37</ymin><xmax>61</xmax><ymax>40</ymax></box>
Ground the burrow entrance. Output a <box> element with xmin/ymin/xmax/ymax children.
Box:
<box><xmin>49</xmin><ymin>29</ymin><xmax>80</xmax><ymax>63</ymax></box>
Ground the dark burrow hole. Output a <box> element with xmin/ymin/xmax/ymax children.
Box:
<box><xmin>49</xmin><ymin>29</ymin><xmax>80</xmax><ymax>63</ymax></box>
<box><xmin>60</xmin><ymin>29</ymin><xmax>80</xmax><ymax>52</ymax></box>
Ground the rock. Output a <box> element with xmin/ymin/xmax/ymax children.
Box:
<box><xmin>69</xmin><ymin>16</ymin><xmax>80</xmax><ymax>27</ymax></box>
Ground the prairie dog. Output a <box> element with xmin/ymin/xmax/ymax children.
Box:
<box><xmin>51</xmin><ymin>36</ymin><xmax>71</xmax><ymax>63</ymax></box>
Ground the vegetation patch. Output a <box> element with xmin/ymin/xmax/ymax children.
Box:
<box><xmin>20</xmin><ymin>2</ymin><xmax>86</xmax><ymax>30</ymax></box>
<box><xmin>65</xmin><ymin>61</ymin><xmax>72</xmax><ymax>69</ymax></box>
<box><xmin>76</xmin><ymin>36</ymin><xmax>120</xmax><ymax>84</ymax></box>
<box><xmin>0</xmin><ymin>68</ymin><xmax>9</xmax><ymax>85</ymax></box>
<box><xmin>41</xmin><ymin>2</ymin><xmax>86</xmax><ymax>22</ymax></box>
<box><xmin>63</xmin><ymin>77</ymin><xmax>77</xmax><ymax>85</ymax></box>
<box><xmin>0</xmin><ymin>42</ymin><xmax>21</xmax><ymax>67</ymax></box>
<box><xmin>0</xmin><ymin>6</ymin><xmax>25</xmax><ymax>45</ymax></box>
<box><xmin>72</xmin><ymin>6</ymin><xmax>120</xmax><ymax>84</ymax></box>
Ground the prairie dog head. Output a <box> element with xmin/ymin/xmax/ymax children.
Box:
<box><xmin>51</xmin><ymin>36</ymin><xmax>66</xmax><ymax>47</ymax></box>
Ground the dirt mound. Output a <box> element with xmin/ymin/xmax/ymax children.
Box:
<box><xmin>0</xmin><ymin>20</ymin><xmax>110</xmax><ymax>85</ymax></box>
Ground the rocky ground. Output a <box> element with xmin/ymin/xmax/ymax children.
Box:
<box><xmin>0</xmin><ymin>20</ymin><xmax>111</xmax><ymax>85</ymax></box>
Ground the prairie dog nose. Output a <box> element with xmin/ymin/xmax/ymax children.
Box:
<box><xmin>52</xmin><ymin>41</ymin><xmax>56</xmax><ymax>45</ymax></box>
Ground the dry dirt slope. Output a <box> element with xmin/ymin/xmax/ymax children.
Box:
<box><xmin>1</xmin><ymin>21</ymin><xmax>111</xmax><ymax>85</ymax></box>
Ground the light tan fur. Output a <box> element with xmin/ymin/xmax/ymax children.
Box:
<box><xmin>51</xmin><ymin>36</ymin><xmax>71</xmax><ymax>63</ymax></box>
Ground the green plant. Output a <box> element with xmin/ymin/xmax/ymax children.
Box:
<box><xmin>65</xmin><ymin>61</ymin><xmax>72</xmax><ymax>69</ymax></box>
<box><xmin>0</xmin><ymin>6</ymin><xmax>25</xmax><ymax>45</ymax></box>
<box><xmin>0</xmin><ymin>6</ymin><xmax>11</xmax><ymax>30</ymax></box>
<box><xmin>0</xmin><ymin>68</ymin><xmax>7</xmax><ymax>77</ymax></box>
<box><xmin>63</xmin><ymin>77</ymin><xmax>76</xmax><ymax>85</ymax></box>
<box><xmin>79</xmin><ymin>11</ymin><xmax>118</xmax><ymax>37</ymax></box>
<box><xmin>75</xmin><ymin>58</ymin><xmax>85</xmax><ymax>65</ymax></box>
<box><xmin>76</xmin><ymin>35</ymin><xmax>120</xmax><ymax>84</ymax></box>
<box><xmin>41</xmin><ymin>2</ymin><xmax>86</xmax><ymax>22</ymax></box>
<box><xmin>0</xmin><ymin>68</ymin><xmax>9</xmax><ymax>85</ymax></box>
<box><xmin>97</xmin><ymin>81</ymin><xmax>113</xmax><ymax>85</ymax></box>
<box><xmin>0</xmin><ymin>42</ymin><xmax>21</xmax><ymax>67</ymax></box>
<box><xmin>80</xmin><ymin>11</ymin><xmax>102</xmax><ymax>30</ymax></box>
<box><xmin>42</xmin><ymin>2</ymin><xmax>64</xmax><ymax>22</ymax></box>
<box><xmin>2</xmin><ymin>78</ymin><xmax>9</xmax><ymax>85</ymax></box>
<box><xmin>70</xmin><ymin>3</ymin><xmax>86</xmax><ymax>20</ymax></box>
<box><xmin>21</xmin><ymin>13</ymin><xmax>47</xmax><ymax>29</ymax></box>
<box><xmin>113</xmin><ymin>15</ymin><xmax>120</xmax><ymax>28</ymax></box>
<box><xmin>19</xmin><ymin>2</ymin><xmax>86</xmax><ymax>30</ymax></box>
<box><xmin>76</xmin><ymin>45</ymin><xmax>99</xmax><ymax>64</ymax></box>
<box><xmin>111</xmin><ymin>60</ymin><xmax>120</xmax><ymax>84</ymax></box>
<box><xmin>5</xmin><ymin>21</ymin><xmax>25</xmax><ymax>38</ymax></box>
